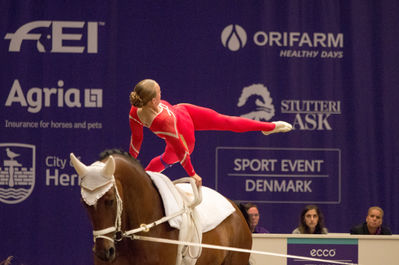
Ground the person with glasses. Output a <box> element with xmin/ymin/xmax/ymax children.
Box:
<box><xmin>245</xmin><ymin>203</ymin><xmax>270</xmax><ymax>233</ymax></box>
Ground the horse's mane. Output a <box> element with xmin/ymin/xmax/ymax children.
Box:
<box><xmin>98</xmin><ymin>149</ymin><xmax>142</xmax><ymax>168</ymax></box>
<box><xmin>234</xmin><ymin>201</ymin><xmax>250</xmax><ymax>227</ymax></box>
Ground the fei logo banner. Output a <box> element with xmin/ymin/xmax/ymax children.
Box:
<box><xmin>4</xmin><ymin>20</ymin><xmax>103</xmax><ymax>53</ymax></box>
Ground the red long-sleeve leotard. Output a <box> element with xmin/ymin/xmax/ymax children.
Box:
<box><xmin>129</xmin><ymin>100</ymin><xmax>276</xmax><ymax>176</ymax></box>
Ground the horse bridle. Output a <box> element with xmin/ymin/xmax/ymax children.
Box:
<box><xmin>91</xmin><ymin>180</ymin><xmax>124</xmax><ymax>243</ymax></box>
<box><xmin>89</xmin><ymin>180</ymin><xmax>185</xmax><ymax>244</ymax></box>
<box><xmin>89</xmin><ymin>177</ymin><xmax>202</xmax><ymax>245</ymax></box>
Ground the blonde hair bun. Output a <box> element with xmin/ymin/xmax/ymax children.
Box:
<box><xmin>130</xmin><ymin>91</ymin><xmax>144</xmax><ymax>107</ymax></box>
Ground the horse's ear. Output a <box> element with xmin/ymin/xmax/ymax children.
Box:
<box><xmin>70</xmin><ymin>153</ymin><xmax>88</xmax><ymax>177</ymax></box>
<box><xmin>103</xmin><ymin>155</ymin><xmax>115</xmax><ymax>179</ymax></box>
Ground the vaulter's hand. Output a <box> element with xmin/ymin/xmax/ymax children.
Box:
<box><xmin>191</xmin><ymin>173</ymin><xmax>202</xmax><ymax>188</ymax></box>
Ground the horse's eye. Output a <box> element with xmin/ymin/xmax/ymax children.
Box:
<box><xmin>105</xmin><ymin>199</ymin><xmax>114</xmax><ymax>206</ymax></box>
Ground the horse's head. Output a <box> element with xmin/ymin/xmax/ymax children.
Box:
<box><xmin>70</xmin><ymin>153</ymin><xmax>122</xmax><ymax>262</ymax></box>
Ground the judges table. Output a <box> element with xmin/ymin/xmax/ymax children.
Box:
<box><xmin>250</xmin><ymin>233</ymin><xmax>399</xmax><ymax>265</ymax></box>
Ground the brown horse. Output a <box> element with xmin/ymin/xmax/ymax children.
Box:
<box><xmin>70</xmin><ymin>150</ymin><xmax>252</xmax><ymax>265</ymax></box>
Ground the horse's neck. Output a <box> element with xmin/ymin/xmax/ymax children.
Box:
<box><xmin>117</xmin><ymin>171</ymin><xmax>165</xmax><ymax>229</ymax></box>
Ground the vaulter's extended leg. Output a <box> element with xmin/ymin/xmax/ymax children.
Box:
<box><xmin>179</xmin><ymin>104</ymin><xmax>292</xmax><ymax>134</ymax></box>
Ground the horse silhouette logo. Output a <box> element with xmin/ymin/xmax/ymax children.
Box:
<box><xmin>237</xmin><ymin>84</ymin><xmax>275</xmax><ymax>121</ymax></box>
<box><xmin>0</xmin><ymin>143</ymin><xmax>35</xmax><ymax>204</ymax></box>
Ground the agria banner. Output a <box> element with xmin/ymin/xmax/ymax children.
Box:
<box><xmin>1</xmin><ymin>1</ymin><xmax>398</xmax><ymax>264</ymax></box>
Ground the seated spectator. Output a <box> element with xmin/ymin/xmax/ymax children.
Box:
<box><xmin>292</xmin><ymin>204</ymin><xmax>328</xmax><ymax>234</ymax></box>
<box><xmin>350</xmin><ymin>206</ymin><xmax>392</xmax><ymax>235</ymax></box>
<box><xmin>245</xmin><ymin>203</ymin><xmax>270</xmax><ymax>233</ymax></box>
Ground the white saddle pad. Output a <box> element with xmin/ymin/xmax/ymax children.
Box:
<box><xmin>147</xmin><ymin>171</ymin><xmax>235</xmax><ymax>233</ymax></box>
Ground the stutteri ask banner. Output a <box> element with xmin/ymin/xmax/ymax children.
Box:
<box><xmin>1</xmin><ymin>1</ymin><xmax>398</xmax><ymax>264</ymax></box>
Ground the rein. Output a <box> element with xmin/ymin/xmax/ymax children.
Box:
<box><xmin>129</xmin><ymin>235</ymin><xmax>357</xmax><ymax>265</ymax></box>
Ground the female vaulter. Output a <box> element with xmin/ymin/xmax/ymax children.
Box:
<box><xmin>129</xmin><ymin>79</ymin><xmax>292</xmax><ymax>187</ymax></box>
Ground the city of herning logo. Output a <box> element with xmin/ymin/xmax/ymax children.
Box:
<box><xmin>0</xmin><ymin>143</ymin><xmax>35</xmax><ymax>204</ymax></box>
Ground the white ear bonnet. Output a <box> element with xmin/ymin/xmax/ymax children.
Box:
<box><xmin>70</xmin><ymin>153</ymin><xmax>115</xmax><ymax>206</ymax></box>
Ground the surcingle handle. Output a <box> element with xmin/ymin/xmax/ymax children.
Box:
<box><xmin>173</xmin><ymin>177</ymin><xmax>202</xmax><ymax>208</ymax></box>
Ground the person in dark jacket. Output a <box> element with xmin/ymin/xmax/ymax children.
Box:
<box><xmin>350</xmin><ymin>206</ymin><xmax>392</xmax><ymax>235</ymax></box>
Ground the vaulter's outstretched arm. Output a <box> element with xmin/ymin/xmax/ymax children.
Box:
<box><xmin>129</xmin><ymin>112</ymin><xmax>144</xmax><ymax>158</ymax></box>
